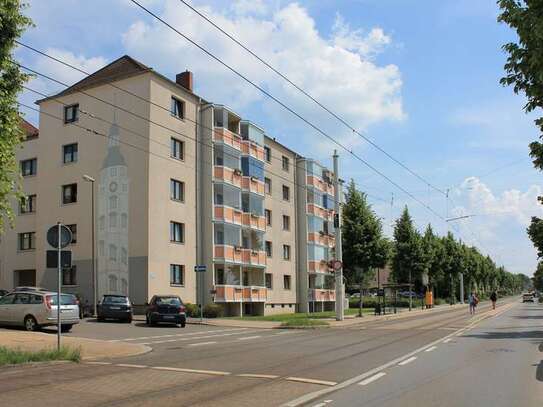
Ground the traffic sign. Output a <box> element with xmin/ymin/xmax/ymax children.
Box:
<box><xmin>46</xmin><ymin>224</ymin><xmax>72</xmax><ymax>249</ymax></box>
<box><xmin>194</xmin><ymin>265</ymin><xmax>207</xmax><ymax>273</ymax></box>
<box><xmin>377</xmin><ymin>288</ymin><xmax>385</xmax><ymax>297</ymax></box>
<box><xmin>332</xmin><ymin>260</ymin><xmax>343</xmax><ymax>271</ymax></box>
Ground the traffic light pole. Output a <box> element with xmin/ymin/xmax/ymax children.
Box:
<box><xmin>333</xmin><ymin>151</ymin><xmax>344</xmax><ymax>321</ymax></box>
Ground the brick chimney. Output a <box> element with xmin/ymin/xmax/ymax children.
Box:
<box><xmin>176</xmin><ymin>71</ymin><xmax>193</xmax><ymax>92</ymax></box>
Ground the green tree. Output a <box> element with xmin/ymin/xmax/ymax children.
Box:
<box><xmin>0</xmin><ymin>0</ymin><xmax>32</xmax><ymax>233</ymax></box>
<box><xmin>532</xmin><ymin>262</ymin><xmax>543</xmax><ymax>292</ymax></box>
<box><xmin>342</xmin><ymin>180</ymin><xmax>389</xmax><ymax>316</ymax></box>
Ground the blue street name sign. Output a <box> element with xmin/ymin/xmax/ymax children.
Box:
<box><xmin>194</xmin><ymin>265</ymin><xmax>207</xmax><ymax>273</ymax></box>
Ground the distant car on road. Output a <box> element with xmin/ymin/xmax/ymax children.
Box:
<box><xmin>522</xmin><ymin>293</ymin><xmax>535</xmax><ymax>303</ymax></box>
<box><xmin>0</xmin><ymin>290</ymin><xmax>80</xmax><ymax>331</ymax></box>
<box><xmin>146</xmin><ymin>295</ymin><xmax>186</xmax><ymax>327</ymax></box>
<box><xmin>97</xmin><ymin>295</ymin><xmax>133</xmax><ymax>323</ymax></box>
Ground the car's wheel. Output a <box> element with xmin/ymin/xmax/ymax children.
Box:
<box><xmin>61</xmin><ymin>324</ymin><xmax>73</xmax><ymax>333</ymax></box>
<box><xmin>180</xmin><ymin>321</ymin><xmax>186</xmax><ymax>328</ymax></box>
<box><xmin>126</xmin><ymin>317</ymin><xmax>133</xmax><ymax>324</ymax></box>
<box><xmin>97</xmin><ymin>316</ymin><xmax>104</xmax><ymax>322</ymax></box>
<box><xmin>24</xmin><ymin>316</ymin><xmax>39</xmax><ymax>331</ymax></box>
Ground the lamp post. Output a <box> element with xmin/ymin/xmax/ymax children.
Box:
<box><xmin>82</xmin><ymin>174</ymin><xmax>96</xmax><ymax>317</ymax></box>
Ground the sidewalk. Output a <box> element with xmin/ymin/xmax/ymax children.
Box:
<box><xmin>0</xmin><ymin>330</ymin><xmax>151</xmax><ymax>361</ymax></box>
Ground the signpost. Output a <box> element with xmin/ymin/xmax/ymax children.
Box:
<box><xmin>46</xmin><ymin>223</ymin><xmax>72</xmax><ymax>351</ymax></box>
<box><xmin>194</xmin><ymin>265</ymin><xmax>207</xmax><ymax>321</ymax></box>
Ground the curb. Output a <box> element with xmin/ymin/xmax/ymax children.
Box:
<box><xmin>0</xmin><ymin>360</ymin><xmax>73</xmax><ymax>371</ymax></box>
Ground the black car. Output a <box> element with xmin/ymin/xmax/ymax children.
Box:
<box><xmin>97</xmin><ymin>295</ymin><xmax>133</xmax><ymax>322</ymax></box>
<box><xmin>146</xmin><ymin>295</ymin><xmax>186</xmax><ymax>327</ymax></box>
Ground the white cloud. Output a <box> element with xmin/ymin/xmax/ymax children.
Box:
<box><xmin>231</xmin><ymin>0</ymin><xmax>268</xmax><ymax>16</ymax></box>
<box><xmin>332</xmin><ymin>14</ymin><xmax>391</xmax><ymax>58</ymax></box>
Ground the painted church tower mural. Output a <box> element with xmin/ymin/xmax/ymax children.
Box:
<box><xmin>97</xmin><ymin>108</ymin><xmax>130</xmax><ymax>297</ymax></box>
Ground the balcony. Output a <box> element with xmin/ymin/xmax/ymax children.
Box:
<box><xmin>214</xmin><ymin>127</ymin><xmax>242</xmax><ymax>151</ymax></box>
<box><xmin>309</xmin><ymin>289</ymin><xmax>336</xmax><ymax>302</ymax></box>
<box><xmin>308</xmin><ymin>260</ymin><xmax>332</xmax><ymax>273</ymax></box>
<box><xmin>214</xmin><ymin>166</ymin><xmax>242</xmax><ymax>188</ymax></box>
<box><xmin>307</xmin><ymin>175</ymin><xmax>335</xmax><ymax>196</ymax></box>
<box><xmin>307</xmin><ymin>203</ymin><xmax>333</xmax><ymax>220</ymax></box>
<box><xmin>214</xmin><ymin>285</ymin><xmax>267</xmax><ymax>303</ymax></box>
<box><xmin>308</xmin><ymin>232</ymin><xmax>336</xmax><ymax>248</ymax></box>
<box><xmin>214</xmin><ymin>245</ymin><xmax>266</xmax><ymax>267</ymax></box>
<box><xmin>241</xmin><ymin>213</ymin><xmax>266</xmax><ymax>231</ymax></box>
<box><xmin>214</xmin><ymin>205</ymin><xmax>242</xmax><ymax>226</ymax></box>
<box><xmin>241</xmin><ymin>176</ymin><xmax>265</xmax><ymax>196</ymax></box>
<box><xmin>241</xmin><ymin>140</ymin><xmax>265</xmax><ymax>162</ymax></box>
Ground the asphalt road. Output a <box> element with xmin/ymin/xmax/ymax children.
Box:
<box><xmin>1</xmin><ymin>299</ymin><xmax>534</xmax><ymax>407</ymax></box>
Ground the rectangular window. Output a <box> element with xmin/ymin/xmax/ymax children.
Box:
<box><xmin>265</xmin><ymin>209</ymin><xmax>272</xmax><ymax>226</ymax></box>
<box><xmin>171</xmin><ymin>137</ymin><xmax>184</xmax><ymax>160</ymax></box>
<box><xmin>20</xmin><ymin>194</ymin><xmax>36</xmax><ymax>214</ymax></box>
<box><xmin>170</xmin><ymin>179</ymin><xmax>185</xmax><ymax>202</ymax></box>
<box><xmin>282</xmin><ymin>156</ymin><xmax>289</xmax><ymax>171</ymax></box>
<box><xmin>265</xmin><ymin>273</ymin><xmax>273</xmax><ymax>289</ymax></box>
<box><xmin>283</xmin><ymin>244</ymin><xmax>291</xmax><ymax>260</ymax></box>
<box><xmin>170</xmin><ymin>221</ymin><xmax>185</xmax><ymax>243</ymax></box>
<box><xmin>67</xmin><ymin>224</ymin><xmax>77</xmax><ymax>244</ymax></box>
<box><xmin>264</xmin><ymin>177</ymin><xmax>272</xmax><ymax>195</ymax></box>
<box><xmin>282</xmin><ymin>215</ymin><xmax>290</xmax><ymax>231</ymax></box>
<box><xmin>62</xmin><ymin>183</ymin><xmax>78</xmax><ymax>204</ymax></box>
<box><xmin>18</xmin><ymin>232</ymin><xmax>35</xmax><ymax>251</ymax></box>
<box><xmin>64</xmin><ymin>104</ymin><xmax>79</xmax><ymax>123</ymax></box>
<box><xmin>282</xmin><ymin>185</ymin><xmax>290</xmax><ymax>201</ymax></box>
<box><xmin>171</xmin><ymin>97</ymin><xmax>185</xmax><ymax>119</ymax></box>
<box><xmin>264</xmin><ymin>146</ymin><xmax>271</xmax><ymax>163</ymax></box>
<box><xmin>62</xmin><ymin>266</ymin><xmax>77</xmax><ymax>286</ymax></box>
<box><xmin>283</xmin><ymin>275</ymin><xmax>291</xmax><ymax>290</ymax></box>
<box><xmin>170</xmin><ymin>264</ymin><xmax>185</xmax><ymax>286</ymax></box>
<box><xmin>265</xmin><ymin>241</ymin><xmax>272</xmax><ymax>257</ymax></box>
<box><xmin>63</xmin><ymin>143</ymin><xmax>78</xmax><ymax>164</ymax></box>
<box><xmin>20</xmin><ymin>158</ymin><xmax>37</xmax><ymax>177</ymax></box>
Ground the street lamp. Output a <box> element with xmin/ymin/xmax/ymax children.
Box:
<box><xmin>82</xmin><ymin>174</ymin><xmax>97</xmax><ymax>317</ymax></box>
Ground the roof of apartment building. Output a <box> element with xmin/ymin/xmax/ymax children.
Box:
<box><xmin>20</xmin><ymin>118</ymin><xmax>39</xmax><ymax>140</ymax></box>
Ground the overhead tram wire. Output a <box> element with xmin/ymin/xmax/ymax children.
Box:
<box><xmin>175</xmin><ymin>0</ymin><xmax>446</xmax><ymax>197</ymax></box>
<box><xmin>126</xmin><ymin>0</ymin><xmax>448</xmax><ymax>223</ymax></box>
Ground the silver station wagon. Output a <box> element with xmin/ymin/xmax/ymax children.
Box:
<box><xmin>0</xmin><ymin>290</ymin><xmax>80</xmax><ymax>332</ymax></box>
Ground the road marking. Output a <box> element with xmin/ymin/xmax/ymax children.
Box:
<box><xmin>151</xmin><ymin>366</ymin><xmax>230</xmax><ymax>376</ymax></box>
<box><xmin>109</xmin><ymin>328</ymin><xmax>248</xmax><ymax>342</ymax></box>
<box><xmin>286</xmin><ymin>377</ymin><xmax>337</xmax><ymax>386</ymax></box>
<box><xmin>282</xmin><ymin>300</ymin><xmax>518</xmax><ymax>407</ymax></box>
<box><xmin>312</xmin><ymin>404</ymin><xmax>327</xmax><ymax>407</ymax></box>
<box><xmin>398</xmin><ymin>356</ymin><xmax>417</xmax><ymax>366</ymax></box>
<box><xmin>188</xmin><ymin>341</ymin><xmax>216</xmax><ymax>347</ymax></box>
<box><xmin>237</xmin><ymin>373</ymin><xmax>280</xmax><ymax>379</ymax></box>
<box><xmin>115</xmin><ymin>364</ymin><xmax>147</xmax><ymax>368</ymax></box>
<box><xmin>425</xmin><ymin>346</ymin><xmax>437</xmax><ymax>352</ymax></box>
<box><xmin>140</xmin><ymin>330</ymin><xmax>259</xmax><ymax>345</ymax></box>
<box><xmin>358</xmin><ymin>372</ymin><xmax>386</xmax><ymax>386</ymax></box>
<box><xmin>275</xmin><ymin>331</ymin><xmax>296</xmax><ymax>335</ymax></box>
<box><xmin>85</xmin><ymin>361</ymin><xmax>112</xmax><ymax>365</ymax></box>
<box><xmin>443</xmin><ymin>338</ymin><xmax>452</xmax><ymax>343</ymax></box>
<box><xmin>238</xmin><ymin>336</ymin><xmax>261</xmax><ymax>341</ymax></box>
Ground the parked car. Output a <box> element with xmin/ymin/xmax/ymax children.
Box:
<box><xmin>14</xmin><ymin>286</ymin><xmax>47</xmax><ymax>292</ymax></box>
<box><xmin>398</xmin><ymin>291</ymin><xmax>423</xmax><ymax>299</ymax></box>
<box><xmin>0</xmin><ymin>289</ymin><xmax>9</xmax><ymax>298</ymax></box>
<box><xmin>522</xmin><ymin>293</ymin><xmax>535</xmax><ymax>303</ymax></box>
<box><xmin>0</xmin><ymin>290</ymin><xmax>80</xmax><ymax>332</ymax></box>
<box><xmin>97</xmin><ymin>295</ymin><xmax>133</xmax><ymax>323</ymax></box>
<box><xmin>146</xmin><ymin>295</ymin><xmax>186</xmax><ymax>327</ymax></box>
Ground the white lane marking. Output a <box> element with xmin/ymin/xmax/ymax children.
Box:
<box><xmin>108</xmin><ymin>328</ymin><xmax>248</xmax><ymax>342</ymax></box>
<box><xmin>398</xmin><ymin>356</ymin><xmax>417</xmax><ymax>366</ymax></box>
<box><xmin>286</xmin><ymin>377</ymin><xmax>337</xmax><ymax>386</ymax></box>
<box><xmin>443</xmin><ymin>338</ymin><xmax>452</xmax><ymax>343</ymax></box>
<box><xmin>237</xmin><ymin>373</ymin><xmax>280</xmax><ymax>379</ymax></box>
<box><xmin>140</xmin><ymin>330</ymin><xmax>259</xmax><ymax>345</ymax></box>
<box><xmin>151</xmin><ymin>366</ymin><xmax>230</xmax><ymax>376</ymax></box>
<box><xmin>425</xmin><ymin>346</ymin><xmax>437</xmax><ymax>352</ymax></box>
<box><xmin>275</xmin><ymin>331</ymin><xmax>297</xmax><ymax>335</ymax></box>
<box><xmin>358</xmin><ymin>372</ymin><xmax>386</xmax><ymax>386</ymax></box>
<box><xmin>324</xmin><ymin>401</ymin><xmax>333</xmax><ymax>404</ymax></box>
<box><xmin>312</xmin><ymin>404</ymin><xmax>327</xmax><ymax>407</ymax></box>
<box><xmin>115</xmin><ymin>364</ymin><xmax>147</xmax><ymax>368</ymax></box>
<box><xmin>281</xmin><ymin>301</ymin><xmax>519</xmax><ymax>407</ymax></box>
<box><xmin>85</xmin><ymin>361</ymin><xmax>112</xmax><ymax>365</ymax></box>
<box><xmin>238</xmin><ymin>336</ymin><xmax>261</xmax><ymax>341</ymax></box>
<box><xmin>188</xmin><ymin>341</ymin><xmax>216</xmax><ymax>347</ymax></box>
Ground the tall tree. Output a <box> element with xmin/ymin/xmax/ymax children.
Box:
<box><xmin>532</xmin><ymin>262</ymin><xmax>543</xmax><ymax>292</ymax></box>
<box><xmin>0</xmin><ymin>0</ymin><xmax>32</xmax><ymax>233</ymax></box>
<box><xmin>342</xmin><ymin>180</ymin><xmax>389</xmax><ymax>316</ymax></box>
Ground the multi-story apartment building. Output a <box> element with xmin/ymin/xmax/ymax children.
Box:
<box><xmin>0</xmin><ymin>55</ymin><xmax>339</xmax><ymax>316</ymax></box>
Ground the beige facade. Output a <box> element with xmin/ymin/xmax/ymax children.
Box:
<box><xmin>0</xmin><ymin>55</ymin><xmax>339</xmax><ymax>316</ymax></box>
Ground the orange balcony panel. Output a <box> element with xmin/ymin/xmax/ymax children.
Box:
<box><xmin>241</xmin><ymin>177</ymin><xmax>265</xmax><ymax>196</ymax></box>
<box><xmin>241</xmin><ymin>213</ymin><xmax>266</xmax><ymax>230</ymax></box>
<box><xmin>214</xmin><ymin>245</ymin><xmax>243</xmax><ymax>263</ymax></box>
<box><xmin>308</xmin><ymin>260</ymin><xmax>331</xmax><ymax>273</ymax></box>
<box><xmin>307</xmin><ymin>203</ymin><xmax>331</xmax><ymax>220</ymax></box>
<box><xmin>214</xmin><ymin>128</ymin><xmax>242</xmax><ymax>150</ymax></box>
<box><xmin>214</xmin><ymin>166</ymin><xmax>242</xmax><ymax>188</ymax></box>
<box><xmin>214</xmin><ymin>285</ymin><xmax>266</xmax><ymax>302</ymax></box>
<box><xmin>307</xmin><ymin>175</ymin><xmax>335</xmax><ymax>196</ymax></box>
<box><xmin>242</xmin><ymin>287</ymin><xmax>267</xmax><ymax>302</ymax></box>
<box><xmin>240</xmin><ymin>140</ymin><xmax>265</xmax><ymax>161</ymax></box>
<box><xmin>309</xmin><ymin>289</ymin><xmax>336</xmax><ymax>302</ymax></box>
<box><xmin>214</xmin><ymin>206</ymin><xmax>242</xmax><ymax>225</ymax></box>
<box><xmin>240</xmin><ymin>249</ymin><xmax>266</xmax><ymax>266</ymax></box>
<box><xmin>308</xmin><ymin>232</ymin><xmax>336</xmax><ymax>247</ymax></box>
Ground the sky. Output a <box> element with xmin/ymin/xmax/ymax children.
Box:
<box><xmin>16</xmin><ymin>0</ymin><xmax>543</xmax><ymax>276</ymax></box>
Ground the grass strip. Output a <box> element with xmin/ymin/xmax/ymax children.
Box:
<box><xmin>0</xmin><ymin>346</ymin><xmax>81</xmax><ymax>366</ymax></box>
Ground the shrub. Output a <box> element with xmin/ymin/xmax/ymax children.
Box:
<box><xmin>185</xmin><ymin>303</ymin><xmax>199</xmax><ymax>318</ymax></box>
<box><xmin>203</xmin><ymin>304</ymin><xmax>223</xmax><ymax>318</ymax></box>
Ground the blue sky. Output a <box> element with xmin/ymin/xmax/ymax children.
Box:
<box><xmin>17</xmin><ymin>0</ymin><xmax>543</xmax><ymax>275</ymax></box>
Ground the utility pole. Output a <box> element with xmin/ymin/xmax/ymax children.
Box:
<box><xmin>333</xmin><ymin>150</ymin><xmax>344</xmax><ymax>321</ymax></box>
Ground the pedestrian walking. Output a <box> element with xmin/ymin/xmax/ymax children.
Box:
<box><xmin>490</xmin><ymin>291</ymin><xmax>497</xmax><ymax>310</ymax></box>
<box><xmin>468</xmin><ymin>291</ymin><xmax>478</xmax><ymax>315</ymax></box>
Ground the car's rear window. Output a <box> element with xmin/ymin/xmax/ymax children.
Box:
<box><xmin>48</xmin><ymin>294</ymin><xmax>77</xmax><ymax>305</ymax></box>
<box><xmin>103</xmin><ymin>296</ymin><xmax>128</xmax><ymax>304</ymax></box>
<box><xmin>155</xmin><ymin>297</ymin><xmax>181</xmax><ymax>306</ymax></box>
